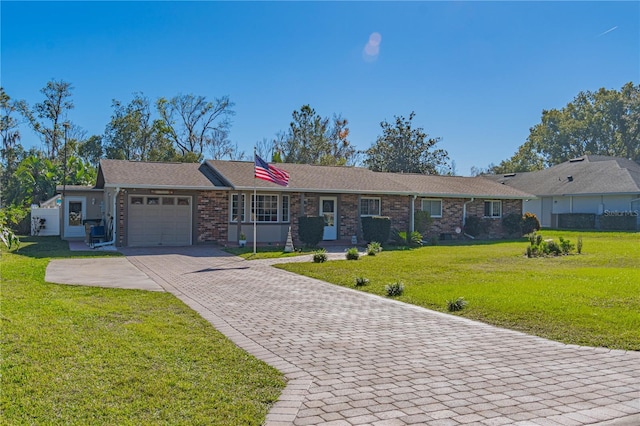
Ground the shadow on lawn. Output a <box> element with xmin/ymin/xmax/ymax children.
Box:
<box><xmin>11</xmin><ymin>236</ymin><xmax>122</xmax><ymax>259</ymax></box>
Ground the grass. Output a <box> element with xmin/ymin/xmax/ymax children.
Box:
<box><xmin>277</xmin><ymin>230</ymin><xmax>640</xmax><ymax>351</ymax></box>
<box><xmin>1</xmin><ymin>237</ymin><xmax>285</xmax><ymax>425</ymax></box>
<box><xmin>225</xmin><ymin>245</ymin><xmax>315</xmax><ymax>260</ymax></box>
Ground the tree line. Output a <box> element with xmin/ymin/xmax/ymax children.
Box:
<box><xmin>2</xmin><ymin>79</ymin><xmax>638</xmax><ymax>211</ymax></box>
<box><xmin>1</xmin><ymin>79</ymin><xmax>452</xmax><ymax>208</ymax></box>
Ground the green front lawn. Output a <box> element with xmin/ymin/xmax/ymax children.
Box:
<box><xmin>277</xmin><ymin>231</ymin><xmax>640</xmax><ymax>351</ymax></box>
<box><xmin>1</xmin><ymin>237</ymin><xmax>285</xmax><ymax>425</ymax></box>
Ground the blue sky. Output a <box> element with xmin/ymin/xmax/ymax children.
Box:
<box><xmin>2</xmin><ymin>1</ymin><xmax>638</xmax><ymax>175</ymax></box>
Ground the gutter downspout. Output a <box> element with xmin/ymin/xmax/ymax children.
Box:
<box><xmin>93</xmin><ymin>187</ymin><xmax>120</xmax><ymax>248</ymax></box>
<box><xmin>463</xmin><ymin>197</ymin><xmax>475</xmax><ymax>239</ymax></box>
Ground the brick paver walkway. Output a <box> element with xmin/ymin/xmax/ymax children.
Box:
<box><xmin>123</xmin><ymin>246</ymin><xmax>640</xmax><ymax>426</ymax></box>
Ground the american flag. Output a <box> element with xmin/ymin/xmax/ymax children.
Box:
<box><xmin>254</xmin><ymin>154</ymin><xmax>290</xmax><ymax>186</ymax></box>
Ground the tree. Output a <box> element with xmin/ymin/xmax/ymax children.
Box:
<box><xmin>157</xmin><ymin>94</ymin><xmax>234</xmax><ymax>161</ymax></box>
<box><xmin>1</xmin><ymin>87</ymin><xmax>24</xmax><ymax>206</ymax></box>
<box><xmin>364</xmin><ymin>112</ymin><xmax>449</xmax><ymax>174</ymax></box>
<box><xmin>492</xmin><ymin>82</ymin><xmax>640</xmax><ymax>173</ymax></box>
<box><xmin>276</xmin><ymin>105</ymin><xmax>358</xmax><ymax>166</ymax></box>
<box><xmin>104</xmin><ymin>94</ymin><xmax>177</xmax><ymax>162</ymax></box>
<box><xmin>18</xmin><ymin>79</ymin><xmax>74</xmax><ymax>160</ymax></box>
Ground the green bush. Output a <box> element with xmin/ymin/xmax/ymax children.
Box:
<box><xmin>390</xmin><ymin>228</ymin><xmax>408</xmax><ymax>246</ymax></box>
<box><xmin>526</xmin><ymin>232</ymin><xmax>576</xmax><ymax>257</ymax></box>
<box><xmin>414</xmin><ymin>210</ymin><xmax>433</xmax><ymax>234</ymax></box>
<box><xmin>312</xmin><ymin>249</ymin><xmax>327</xmax><ymax>263</ymax></box>
<box><xmin>385</xmin><ymin>282</ymin><xmax>404</xmax><ymax>297</ymax></box>
<box><xmin>522</xmin><ymin>212</ymin><xmax>541</xmax><ymax>235</ymax></box>
<box><xmin>361</xmin><ymin>216</ymin><xmax>391</xmax><ymax>243</ymax></box>
<box><xmin>464</xmin><ymin>216</ymin><xmax>490</xmax><ymax>237</ymax></box>
<box><xmin>366</xmin><ymin>241</ymin><xmax>382</xmax><ymax>256</ymax></box>
<box><xmin>298</xmin><ymin>216</ymin><xmax>324</xmax><ymax>247</ymax></box>
<box><xmin>354</xmin><ymin>276</ymin><xmax>369</xmax><ymax>287</ymax></box>
<box><xmin>577</xmin><ymin>236</ymin><xmax>583</xmax><ymax>254</ymax></box>
<box><xmin>447</xmin><ymin>297</ymin><xmax>468</xmax><ymax>312</ymax></box>
<box><xmin>345</xmin><ymin>247</ymin><xmax>359</xmax><ymax>260</ymax></box>
<box><xmin>409</xmin><ymin>231</ymin><xmax>423</xmax><ymax>246</ymax></box>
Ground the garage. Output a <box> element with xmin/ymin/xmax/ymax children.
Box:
<box><xmin>128</xmin><ymin>195</ymin><xmax>192</xmax><ymax>247</ymax></box>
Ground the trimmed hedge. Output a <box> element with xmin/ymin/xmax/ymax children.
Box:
<box><xmin>298</xmin><ymin>216</ymin><xmax>324</xmax><ymax>247</ymax></box>
<box><xmin>362</xmin><ymin>216</ymin><xmax>391</xmax><ymax>243</ymax></box>
<box><xmin>600</xmin><ymin>215</ymin><xmax>637</xmax><ymax>231</ymax></box>
<box><xmin>558</xmin><ymin>213</ymin><xmax>595</xmax><ymax>229</ymax></box>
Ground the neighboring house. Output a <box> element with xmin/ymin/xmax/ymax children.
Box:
<box><xmin>62</xmin><ymin>159</ymin><xmax>532</xmax><ymax>248</ymax></box>
<box><xmin>487</xmin><ymin>155</ymin><xmax>640</xmax><ymax>230</ymax></box>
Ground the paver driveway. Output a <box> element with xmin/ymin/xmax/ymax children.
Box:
<box><xmin>123</xmin><ymin>246</ymin><xmax>640</xmax><ymax>426</ymax></box>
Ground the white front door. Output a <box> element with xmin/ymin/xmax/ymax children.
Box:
<box><xmin>320</xmin><ymin>197</ymin><xmax>337</xmax><ymax>240</ymax></box>
<box><xmin>64</xmin><ymin>196</ymin><xmax>86</xmax><ymax>238</ymax></box>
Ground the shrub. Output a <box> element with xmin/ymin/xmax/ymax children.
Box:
<box><xmin>526</xmin><ymin>232</ymin><xmax>575</xmax><ymax>257</ymax></box>
<box><xmin>559</xmin><ymin>237</ymin><xmax>575</xmax><ymax>255</ymax></box>
<box><xmin>354</xmin><ymin>276</ymin><xmax>369</xmax><ymax>287</ymax></box>
<box><xmin>312</xmin><ymin>249</ymin><xmax>327</xmax><ymax>263</ymax></box>
<box><xmin>345</xmin><ymin>247</ymin><xmax>360</xmax><ymax>260</ymax></box>
<box><xmin>502</xmin><ymin>213</ymin><xmax>523</xmax><ymax>235</ymax></box>
<box><xmin>409</xmin><ymin>231</ymin><xmax>423</xmax><ymax>247</ymax></box>
<box><xmin>577</xmin><ymin>236</ymin><xmax>583</xmax><ymax>254</ymax></box>
<box><xmin>385</xmin><ymin>282</ymin><xmax>404</xmax><ymax>297</ymax></box>
<box><xmin>521</xmin><ymin>212</ymin><xmax>541</xmax><ymax>235</ymax></box>
<box><xmin>366</xmin><ymin>241</ymin><xmax>382</xmax><ymax>256</ymax></box>
<box><xmin>298</xmin><ymin>216</ymin><xmax>324</xmax><ymax>247</ymax></box>
<box><xmin>414</xmin><ymin>210</ymin><xmax>433</xmax><ymax>234</ymax></box>
<box><xmin>464</xmin><ymin>216</ymin><xmax>490</xmax><ymax>237</ymax></box>
<box><xmin>361</xmin><ymin>216</ymin><xmax>391</xmax><ymax>243</ymax></box>
<box><xmin>447</xmin><ymin>297</ymin><xmax>468</xmax><ymax>312</ymax></box>
<box><xmin>390</xmin><ymin>228</ymin><xmax>408</xmax><ymax>246</ymax></box>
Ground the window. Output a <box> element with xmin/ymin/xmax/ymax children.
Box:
<box><xmin>230</xmin><ymin>194</ymin><xmax>245</xmax><ymax>222</ymax></box>
<box><xmin>147</xmin><ymin>197</ymin><xmax>159</xmax><ymax>205</ymax></box>
<box><xmin>177</xmin><ymin>197</ymin><xmax>190</xmax><ymax>206</ymax></box>
<box><xmin>484</xmin><ymin>200</ymin><xmax>502</xmax><ymax>218</ymax></box>
<box><xmin>252</xmin><ymin>194</ymin><xmax>279</xmax><ymax>222</ymax></box>
<box><xmin>281</xmin><ymin>195</ymin><xmax>290</xmax><ymax>222</ymax></box>
<box><xmin>360</xmin><ymin>197</ymin><xmax>381</xmax><ymax>216</ymax></box>
<box><xmin>162</xmin><ymin>197</ymin><xmax>175</xmax><ymax>205</ymax></box>
<box><xmin>421</xmin><ymin>199</ymin><xmax>442</xmax><ymax>218</ymax></box>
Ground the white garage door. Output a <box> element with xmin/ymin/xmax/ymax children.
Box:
<box><xmin>128</xmin><ymin>195</ymin><xmax>192</xmax><ymax>247</ymax></box>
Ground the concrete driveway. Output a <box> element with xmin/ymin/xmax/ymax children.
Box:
<box><xmin>111</xmin><ymin>246</ymin><xmax>639</xmax><ymax>426</ymax></box>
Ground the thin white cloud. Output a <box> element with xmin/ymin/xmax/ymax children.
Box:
<box><xmin>363</xmin><ymin>32</ymin><xmax>382</xmax><ymax>62</ymax></box>
<box><xmin>597</xmin><ymin>26</ymin><xmax>618</xmax><ymax>37</ymax></box>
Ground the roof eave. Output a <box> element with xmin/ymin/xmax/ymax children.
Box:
<box><xmin>103</xmin><ymin>183</ymin><xmax>232</xmax><ymax>191</ymax></box>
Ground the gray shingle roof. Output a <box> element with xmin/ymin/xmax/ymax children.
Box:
<box><xmin>207</xmin><ymin>160</ymin><xmax>532</xmax><ymax>199</ymax></box>
<box><xmin>96</xmin><ymin>159</ymin><xmax>224</xmax><ymax>189</ymax></box>
<box><xmin>486</xmin><ymin>156</ymin><xmax>640</xmax><ymax>196</ymax></box>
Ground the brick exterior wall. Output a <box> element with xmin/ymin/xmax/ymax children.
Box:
<box><xmin>339</xmin><ymin>194</ymin><xmax>359</xmax><ymax>241</ymax></box>
<box><xmin>186</xmin><ymin>191</ymin><xmax>523</xmax><ymax>245</ymax></box>
<box><xmin>414</xmin><ymin>198</ymin><xmax>523</xmax><ymax>240</ymax></box>
<box><xmin>381</xmin><ymin>195</ymin><xmax>411</xmax><ymax>236</ymax></box>
<box><xmin>197</xmin><ymin>190</ymin><xmax>229</xmax><ymax>243</ymax></box>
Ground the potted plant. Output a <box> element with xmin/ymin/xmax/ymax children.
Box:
<box><xmin>239</xmin><ymin>232</ymin><xmax>247</xmax><ymax>247</ymax></box>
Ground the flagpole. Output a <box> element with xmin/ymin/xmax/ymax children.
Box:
<box><xmin>253</xmin><ymin>147</ymin><xmax>257</xmax><ymax>255</ymax></box>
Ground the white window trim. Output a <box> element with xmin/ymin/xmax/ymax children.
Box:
<box><xmin>229</xmin><ymin>193</ymin><xmax>246</xmax><ymax>223</ymax></box>
<box><xmin>251</xmin><ymin>193</ymin><xmax>281</xmax><ymax>223</ymax></box>
<box><xmin>360</xmin><ymin>197</ymin><xmax>381</xmax><ymax>217</ymax></box>
<box><xmin>421</xmin><ymin>198</ymin><xmax>443</xmax><ymax>218</ymax></box>
<box><xmin>484</xmin><ymin>200</ymin><xmax>502</xmax><ymax>218</ymax></box>
<box><xmin>281</xmin><ymin>195</ymin><xmax>290</xmax><ymax>223</ymax></box>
